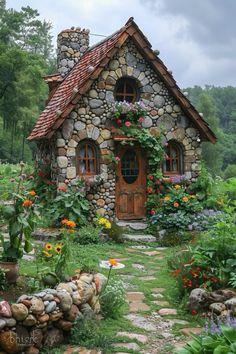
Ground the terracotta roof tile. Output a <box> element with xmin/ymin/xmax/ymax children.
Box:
<box><xmin>28</xmin><ymin>18</ymin><xmax>216</xmax><ymax>143</ymax></box>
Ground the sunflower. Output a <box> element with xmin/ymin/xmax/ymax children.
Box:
<box><xmin>54</xmin><ymin>244</ymin><xmax>62</xmax><ymax>254</ymax></box>
<box><xmin>44</xmin><ymin>243</ymin><xmax>53</xmax><ymax>251</ymax></box>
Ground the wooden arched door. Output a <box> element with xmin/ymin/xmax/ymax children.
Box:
<box><xmin>116</xmin><ymin>144</ymin><xmax>146</xmax><ymax>220</ymax></box>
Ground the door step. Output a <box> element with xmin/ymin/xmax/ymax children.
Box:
<box><xmin>123</xmin><ymin>234</ymin><xmax>156</xmax><ymax>243</ymax></box>
<box><xmin>116</xmin><ymin>221</ymin><xmax>148</xmax><ymax>231</ymax></box>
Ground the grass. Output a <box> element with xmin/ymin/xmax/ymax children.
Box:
<box><xmin>19</xmin><ymin>240</ymin><xmax>203</xmax><ymax>353</ymax></box>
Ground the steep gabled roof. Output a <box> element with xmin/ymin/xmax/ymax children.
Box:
<box><xmin>28</xmin><ymin>18</ymin><xmax>216</xmax><ymax>143</ymax></box>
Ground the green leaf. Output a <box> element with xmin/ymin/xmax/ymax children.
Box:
<box><xmin>213</xmin><ymin>345</ymin><xmax>231</xmax><ymax>354</ymax></box>
<box><xmin>221</xmin><ymin>325</ymin><xmax>236</xmax><ymax>344</ymax></box>
<box><xmin>9</xmin><ymin>222</ymin><xmax>21</xmax><ymax>237</ymax></box>
<box><xmin>24</xmin><ymin>240</ymin><xmax>33</xmax><ymax>253</ymax></box>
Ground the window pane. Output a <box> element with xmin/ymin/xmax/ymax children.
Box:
<box><xmin>88</xmin><ymin>159</ymin><xmax>95</xmax><ymax>173</ymax></box>
<box><xmin>87</xmin><ymin>146</ymin><xmax>93</xmax><ymax>158</ymax></box>
<box><xmin>126</xmin><ymin>83</ymin><xmax>134</xmax><ymax>93</ymax></box>
<box><xmin>79</xmin><ymin>146</ymin><xmax>85</xmax><ymax>158</ymax></box>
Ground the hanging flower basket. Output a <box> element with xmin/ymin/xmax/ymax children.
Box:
<box><xmin>111</xmin><ymin>101</ymin><xmax>147</xmax><ymax>127</ymax></box>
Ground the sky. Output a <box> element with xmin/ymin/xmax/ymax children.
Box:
<box><xmin>7</xmin><ymin>0</ymin><xmax>236</xmax><ymax>88</ymax></box>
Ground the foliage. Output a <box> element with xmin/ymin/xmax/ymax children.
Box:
<box><xmin>111</xmin><ymin>100</ymin><xmax>146</xmax><ymax>124</ymax></box>
<box><xmin>169</xmin><ymin>214</ymin><xmax>236</xmax><ymax>299</ymax></box>
<box><xmin>47</xmin><ymin>178</ymin><xmax>90</xmax><ymax>226</ymax></box>
<box><xmin>37</xmin><ymin>220</ymin><xmax>76</xmax><ymax>283</ymax></box>
<box><xmin>176</xmin><ymin>323</ymin><xmax>236</xmax><ymax>354</ymax></box>
<box><xmin>100</xmin><ymin>278</ymin><xmax>126</xmax><ymax>319</ymax></box>
<box><xmin>104</xmin><ymin>221</ymin><xmax>124</xmax><ymax>244</ymax></box>
<box><xmin>158</xmin><ymin>230</ymin><xmax>194</xmax><ymax>247</ymax></box>
<box><xmin>111</xmin><ymin>101</ymin><xmax>164</xmax><ymax>170</ymax></box>
<box><xmin>169</xmin><ymin>249</ymin><xmax>220</xmax><ymax>300</ymax></box>
<box><xmin>191</xmin><ymin>215</ymin><xmax>236</xmax><ymax>288</ymax></box>
<box><xmin>186</xmin><ymin>86</ymin><xmax>236</xmax><ymax>174</ymax></box>
<box><xmin>0</xmin><ymin>268</ymin><xmax>6</xmax><ymax>291</ymax></box>
<box><xmin>71</xmin><ymin>318</ymin><xmax>112</xmax><ymax>349</ymax></box>
<box><xmin>0</xmin><ymin>5</ymin><xmax>55</xmax><ymax>163</ymax></box>
<box><xmin>0</xmin><ymin>162</ymin><xmax>33</xmax><ymax>200</ymax></box>
<box><xmin>0</xmin><ymin>163</ymin><xmax>39</xmax><ymax>261</ymax></box>
<box><xmin>76</xmin><ymin>225</ymin><xmax>100</xmax><ymax>245</ymax></box>
<box><xmin>150</xmin><ymin>182</ymin><xmax>202</xmax><ymax>231</ymax></box>
<box><xmin>29</xmin><ymin>160</ymin><xmax>56</xmax><ymax>204</ymax></box>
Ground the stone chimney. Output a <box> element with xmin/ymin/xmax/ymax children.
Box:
<box><xmin>57</xmin><ymin>27</ymin><xmax>90</xmax><ymax>77</ymax></box>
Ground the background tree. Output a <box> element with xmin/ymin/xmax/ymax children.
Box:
<box><xmin>0</xmin><ymin>3</ymin><xmax>56</xmax><ymax>163</ymax></box>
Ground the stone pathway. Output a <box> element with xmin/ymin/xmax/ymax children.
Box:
<box><xmin>111</xmin><ymin>242</ymin><xmax>202</xmax><ymax>354</ymax></box>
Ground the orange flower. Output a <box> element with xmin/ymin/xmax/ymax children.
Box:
<box><xmin>182</xmin><ymin>196</ymin><xmax>188</xmax><ymax>203</ymax></box>
<box><xmin>29</xmin><ymin>190</ymin><xmax>36</xmax><ymax>196</ymax></box>
<box><xmin>66</xmin><ymin>220</ymin><xmax>76</xmax><ymax>228</ymax></box>
<box><xmin>22</xmin><ymin>199</ymin><xmax>33</xmax><ymax>206</ymax></box>
<box><xmin>108</xmin><ymin>258</ymin><xmax>118</xmax><ymax>267</ymax></box>
<box><xmin>173</xmin><ymin>202</ymin><xmax>179</xmax><ymax>208</ymax></box>
<box><xmin>61</xmin><ymin>218</ymin><xmax>69</xmax><ymax>225</ymax></box>
<box><xmin>164</xmin><ymin>196</ymin><xmax>170</xmax><ymax>201</ymax></box>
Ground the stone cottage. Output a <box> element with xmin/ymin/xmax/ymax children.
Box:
<box><xmin>28</xmin><ymin>18</ymin><xmax>216</xmax><ymax>221</ymax></box>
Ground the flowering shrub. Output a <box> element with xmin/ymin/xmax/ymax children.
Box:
<box><xmin>37</xmin><ymin>218</ymin><xmax>76</xmax><ymax>283</ymax></box>
<box><xmin>168</xmin><ymin>249</ymin><xmax>220</xmax><ymax>300</ymax></box>
<box><xmin>0</xmin><ymin>176</ymin><xmax>40</xmax><ymax>261</ymax></box>
<box><xmin>48</xmin><ymin>178</ymin><xmax>90</xmax><ymax>226</ymax></box>
<box><xmin>149</xmin><ymin>178</ymin><xmax>202</xmax><ymax>230</ymax></box>
<box><xmin>100</xmin><ymin>278</ymin><xmax>126</xmax><ymax>319</ymax></box>
<box><xmin>176</xmin><ymin>322</ymin><xmax>236</xmax><ymax>354</ymax></box>
<box><xmin>111</xmin><ymin>101</ymin><xmax>146</xmax><ymax>126</ymax></box>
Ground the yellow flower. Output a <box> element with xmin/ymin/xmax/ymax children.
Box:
<box><xmin>182</xmin><ymin>196</ymin><xmax>188</xmax><ymax>203</ymax></box>
<box><xmin>174</xmin><ymin>184</ymin><xmax>181</xmax><ymax>189</ymax></box>
<box><xmin>164</xmin><ymin>196</ymin><xmax>170</xmax><ymax>201</ymax></box>
<box><xmin>105</xmin><ymin>221</ymin><xmax>111</xmax><ymax>229</ymax></box>
<box><xmin>54</xmin><ymin>244</ymin><xmax>62</xmax><ymax>254</ymax></box>
<box><xmin>43</xmin><ymin>250</ymin><xmax>50</xmax><ymax>257</ymax></box>
<box><xmin>108</xmin><ymin>258</ymin><xmax>118</xmax><ymax>267</ymax></box>
<box><xmin>98</xmin><ymin>217</ymin><xmax>107</xmax><ymax>225</ymax></box>
<box><xmin>45</xmin><ymin>243</ymin><xmax>52</xmax><ymax>251</ymax></box>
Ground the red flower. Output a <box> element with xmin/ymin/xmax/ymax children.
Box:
<box><xmin>150</xmin><ymin>210</ymin><xmax>155</xmax><ymax>215</ymax></box>
<box><xmin>191</xmin><ymin>309</ymin><xmax>198</xmax><ymax>316</ymax></box>
<box><xmin>116</xmin><ymin>119</ymin><xmax>122</xmax><ymax>125</ymax></box>
<box><xmin>37</xmin><ymin>171</ymin><xmax>45</xmax><ymax>177</ymax></box>
<box><xmin>156</xmin><ymin>179</ymin><xmax>161</xmax><ymax>185</ymax></box>
<box><xmin>147</xmin><ymin>187</ymin><xmax>153</xmax><ymax>194</ymax></box>
<box><xmin>149</xmin><ymin>175</ymin><xmax>154</xmax><ymax>181</ymax></box>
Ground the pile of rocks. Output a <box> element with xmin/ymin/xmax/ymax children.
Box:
<box><xmin>188</xmin><ymin>288</ymin><xmax>236</xmax><ymax>319</ymax></box>
<box><xmin>0</xmin><ymin>273</ymin><xmax>106</xmax><ymax>354</ymax></box>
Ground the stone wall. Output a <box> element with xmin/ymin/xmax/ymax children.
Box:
<box><xmin>0</xmin><ymin>273</ymin><xmax>106</xmax><ymax>354</ymax></box>
<box><xmin>54</xmin><ymin>39</ymin><xmax>202</xmax><ymax>220</ymax></box>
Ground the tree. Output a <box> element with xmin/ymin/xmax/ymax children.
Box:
<box><xmin>195</xmin><ymin>92</ymin><xmax>224</xmax><ymax>175</ymax></box>
<box><xmin>0</xmin><ymin>5</ymin><xmax>55</xmax><ymax>163</ymax></box>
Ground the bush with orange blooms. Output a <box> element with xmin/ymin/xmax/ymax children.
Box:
<box><xmin>148</xmin><ymin>178</ymin><xmax>202</xmax><ymax>231</ymax></box>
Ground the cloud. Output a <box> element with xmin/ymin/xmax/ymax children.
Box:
<box><xmin>6</xmin><ymin>0</ymin><xmax>236</xmax><ymax>87</ymax></box>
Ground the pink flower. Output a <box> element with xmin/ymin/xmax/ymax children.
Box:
<box><xmin>116</xmin><ymin>119</ymin><xmax>122</xmax><ymax>125</ymax></box>
<box><xmin>150</xmin><ymin>210</ymin><xmax>155</xmax><ymax>215</ymax></box>
<box><xmin>138</xmin><ymin>117</ymin><xmax>144</xmax><ymax>123</ymax></box>
<box><xmin>115</xmin><ymin>156</ymin><xmax>120</xmax><ymax>162</ymax></box>
<box><xmin>125</xmin><ymin>121</ymin><xmax>131</xmax><ymax>127</ymax></box>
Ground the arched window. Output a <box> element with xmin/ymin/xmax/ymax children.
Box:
<box><xmin>163</xmin><ymin>141</ymin><xmax>184</xmax><ymax>176</ymax></box>
<box><xmin>114</xmin><ymin>78</ymin><xmax>138</xmax><ymax>103</ymax></box>
<box><xmin>76</xmin><ymin>140</ymin><xmax>99</xmax><ymax>176</ymax></box>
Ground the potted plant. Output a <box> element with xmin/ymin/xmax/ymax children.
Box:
<box><xmin>0</xmin><ymin>162</ymin><xmax>39</xmax><ymax>283</ymax></box>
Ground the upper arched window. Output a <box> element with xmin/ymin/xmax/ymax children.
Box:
<box><xmin>163</xmin><ymin>141</ymin><xmax>184</xmax><ymax>176</ymax></box>
<box><xmin>114</xmin><ymin>78</ymin><xmax>138</xmax><ymax>103</ymax></box>
<box><xmin>76</xmin><ymin>140</ymin><xmax>99</xmax><ymax>176</ymax></box>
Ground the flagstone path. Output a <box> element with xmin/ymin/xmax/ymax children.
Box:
<box><xmin>110</xmin><ymin>241</ymin><xmax>202</xmax><ymax>354</ymax></box>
